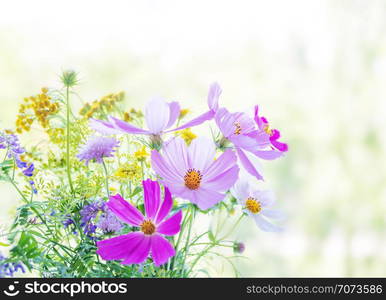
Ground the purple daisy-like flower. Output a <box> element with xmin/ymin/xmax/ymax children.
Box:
<box><xmin>97</xmin><ymin>208</ymin><xmax>124</xmax><ymax>234</ymax></box>
<box><xmin>77</xmin><ymin>136</ymin><xmax>119</xmax><ymax>165</ymax></box>
<box><xmin>89</xmin><ymin>83</ymin><xmax>221</xmax><ymax>137</ymax></box>
<box><xmin>151</xmin><ymin>137</ymin><xmax>239</xmax><ymax>210</ymax></box>
<box><xmin>97</xmin><ymin>180</ymin><xmax>182</xmax><ymax>266</ymax></box>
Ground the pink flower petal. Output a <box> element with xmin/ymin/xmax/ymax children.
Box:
<box><xmin>251</xmin><ymin>149</ymin><xmax>284</xmax><ymax>160</ymax></box>
<box><xmin>145</xmin><ymin>98</ymin><xmax>170</xmax><ymax>134</ymax></box>
<box><xmin>188</xmin><ymin>137</ymin><xmax>216</xmax><ymax>171</ymax></box>
<box><xmin>207</xmin><ymin>82</ymin><xmax>222</xmax><ymax>112</ymax></box>
<box><xmin>96</xmin><ymin>232</ymin><xmax>145</xmax><ymax>261</ymax></box>
<box><xmin>143</xmin><ymin>179</ymin><xmax>161</xmax><ymax>220</ymax></box>
<box><xmin>203</xmin><ymin>164</ymin><xmax>239</xmax><ymax>191</ymax></box>
<box><xmin>236</xmin><ymin>147</ymin><xmax>264</xmax><ymax>180</ymax></box>
<box><xmin>121</xmin><ymin>235</ymin><xmax>152</xmax><ymax>265</ymax></box>
<box><xmin>203</xmin><ymin>149</ymin><xmax>237</xmax><ymax>181</ymax></box>
<box><xmin>151</xmin><ymin>150</ymin><xmax>183</xmax><ymax>183</ymax></box>
<box><xmin>167</xmin><ymin>110</ymin><xmax>215</xmax><ymax>132</ymax></box>
<box><xmin>191</xmin><ymin>188</ymin><xmax>225</xmax><ymax>210</ymax></box>
<box><xmin>108</xmin><ymin>116</ymin><xmax>150</xmax><ymax>135</ymax></box>
<box><xmin>166</xmin><ymin>101</ymin><xmax>181</xmax><ymax>129</ymax></box>
<box><xmin>107</xmin><ymin>194</ymin><xmax>144</xmax><ymax>226</ymax></box>
<box><xmin>89</xmin><ymin>118</ymin><xmax>123</xmax><ymax>135</ymax></box>
<box><xmin>150</xmin><ymin>234</ymin><xmax>176</xmax><ymax>266</ymax></box>
<box><xmin>157</xmin><ymin>210</ymin><xmax>182</xmax><ymax>236</ymax></box>
<box><xmin>160</xmin><ymin>137</ymin><xmax>189</xmax><ymax>175</ymax></box>
<box><xmin>155</xmin><ymin>187</ymin><xmax>173</xmax><ymax>224</ymax></box>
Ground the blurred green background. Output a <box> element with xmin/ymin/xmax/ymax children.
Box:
<box><xmin>1</xmin><ymin>0</ymin><xmax>385</xmax><ymax>277</ymax></box>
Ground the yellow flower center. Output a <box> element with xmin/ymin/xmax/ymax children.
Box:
<box><xmin>245</xmin><ymin>197</ymin><xmax>262</xmax><ymax>214</ymax></box>
<box><xmin>234</xmin><ymin>122</ymin><xmax>242</xmax><ymax>135</ymax></box>
<box><xmin>184</xmin><ymin>168</ymin><xmax>202</xmax><ymax>190</ymax></box>
<box><xmin>140</xmin><ymin>220</ymin><xmax>156</xmax><ymax>235</ymax></box>
<box><xmin>263</xmin><ymin>124</ymin><xmax>273</xmax><ymax>136</ymax></box>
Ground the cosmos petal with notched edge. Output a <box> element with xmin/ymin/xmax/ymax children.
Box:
<box><xmin>236</xmin><ymin>147</ymin><xmax>264</xmax><ymax>180</ymax></box>
<box><xmin>166</xmin><ymin>101</ymin><xmax>181</xmax><ymax>129</ymax></box>
<box><xmin>166</xmin><ymin>110</ymin><xmax>215</xmax><ymax>132</ymax></box>
<box><xmin>108</xmin><ymin>116</ymin><xmax>150</xmax><ymax>135</ymax></box>
<box><xmin>150</xmin><ymin>234</ymin><xmax>176</xmax><ymax>267</ymax></box>
<box><xmin>157</xmin><ymin>210</ymin><xmax>182</xmax><ymax>236</ymax></box>
<box><xmin>151</xmin><ymin>149</ymin><xmax>184</xmax><ymax>183</ymax></box>
<box><xmin>207</xmin><ymin>82</ymin><xmax>222</xmax><ymax>112</ymax></box>
<box><xmin>203</xmin><ymin>149</ymin><xmax>237</xmax><ymax>181</ymax></box>
<box><xmin>190</xmin><ymin>187</ymin><xmax>225</xmax><ymax>210</ymax></box>
<box><xmin>143</xmin><ymin>179</ymin><xmax>161</xmax><ymax>220</ymax></box>
<box><xmin>203</xmin><ymin>164</ymin><xmax>239</xmax><ymax>191</ymax></box>
<box><xmin>107</xmin><ymin>194</ymin><xmax>144</xmax><ymax>226</ymax></box>
<box><xmin>155</xmin><ymin>187</ymin><xmax>173</xmax><ymax>224</ymax></box>
<box><xmin>89</xmin><ymin>118</ymin><xmax>123</xmax><ymax>135</ymax></box>
<box><xmin>145</xmin><ymin>98</ymin><xmax>170</xmax><ymax>134</ymax></box>
<box><xmin>187</xmin><ymin>137</ymin><xmax>216</xmax><ymax>171</ymax></box>
<box><xmin>96</xmin><ymin>232</ymin><xmax>145</xmax><ymax>261</ymax></box>
<box><xmin>121</xmin><ymin>235</ymin><xmax>152</xmax><ymax>265</ymax></box>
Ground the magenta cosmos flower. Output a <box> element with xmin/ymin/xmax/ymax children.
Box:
<box><xmin>210</xmin><ymin>86</ymin><xmax>288</xmax><ymax>180</ymax></box>
<box><xmin>89</xmin><ymin>83</ymin><xmax>221</xmax><ymax>137</ymax></box>
<box><xmin>96</xmin><ymin>179</ymin><xmax>182</xmax><ymax>266</ymax></box>
<box><xmin>151</xmin><ymin>137</ymin><xmax>239</xmax><ymax>210</ymax></box>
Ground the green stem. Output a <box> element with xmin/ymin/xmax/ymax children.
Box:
<box><xmin>102</xmin><ymin>159</ymin><xmax>110</xmax><ymax>197</ymax></box>
<box><xmin>180</xmin><ymin>205</ymin><xmax>196</xmax><ymax>276</ymax></box>
<box><xmin>66</xmin><ymin>86</ymin><xmax>75</xmax><ymax>195</ymax></box>
<box><xmin>219</xmin><ymin>214</ymin><xmax>245</xmax><ymax>240</ymax></box>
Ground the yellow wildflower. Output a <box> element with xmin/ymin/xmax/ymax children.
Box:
<box><xmin>177</xmin><ymin>128</ymin><xmax>197</xmax><ymax>145</ymax></box>
<box><xmin>113</xmin><ymin>163</ymin><xmax>142</xmax><ymax>182</ymax></box>
<box><xmin>134</xmin><ymin>146</ymin><xmax>148</xmax><ymax>162</ymax></box>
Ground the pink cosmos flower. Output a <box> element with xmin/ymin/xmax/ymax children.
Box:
<box><xmin>89</xmin><ymin>83</ymin><xmax>221</xmax><ymax>137</ymax></box>
<box><xmin>231</xmin><ymin>179</ymin><xmax>284</xmax><ymax>232</ymax></box>
<box><xmin>151</xmin><ymin>137</ymin><xmax>239</xmax><ymax>210</ymax></box>
<box><xmin>211</xmin><ymin>86</ymin><xmax>288</xmax><ymax>180</ymax></box>
<box><xmin>96</xmin><ymin>180</ymin><xmax>182</xmax><ymax>266</ymax></box>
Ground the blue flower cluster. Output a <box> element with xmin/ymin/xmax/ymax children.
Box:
<box><xmin>63</xmin><ymin>200</ymin><xmax>123</xmax><ymax>239</ymax></box>
<box><xmin>0</xmin><ymin>252</ymin><xmax>25</xmax><ymax>278</ymax></box>
<box><xmin>0</xmin><ymin>132</ymin><xmax>37</xmax><ymax>193</ymax></box>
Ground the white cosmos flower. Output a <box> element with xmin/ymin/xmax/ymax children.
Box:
<box><xmin>231</xmin><ymin>179</ymin><xmax>284</xmax><ymax>232</ymax></box>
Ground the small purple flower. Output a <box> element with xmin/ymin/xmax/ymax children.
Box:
<box><xmin>97</xmin><ymin>209</ymin><xmax>124</xmax><ymax>234</ymax></box>
<box><xmin>23</xmin><ymin>163</ymin><xmax>34</xmax><ymax>177</ymax></box>
<box><xmin>0</xmin><ymin>132</ymin><xmax>36</xmax><ymax>189</ymax></box>
<box><xmin>80</xmin><ymin>200</ymin><xmax>123</xmax><ymax>237</ymax></box>
<box><xmin>77</xmin><ymin>136</ymin><xmax>119</xmax><ymax>165</ymax></box>
<box><xmin>151</xmin><ymin>137</ymin><xmax>239</xmax><ymax>210</ymax></box>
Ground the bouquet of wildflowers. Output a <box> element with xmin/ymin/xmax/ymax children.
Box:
<box><xmin>0</xmin><ymin>71</ymin><xmax>287</xmax><ymax>278</ymax></box>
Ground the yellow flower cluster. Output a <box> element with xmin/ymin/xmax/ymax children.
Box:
<box><xmin>134</xmin><ymin>146</ymin><xmax>148</xmax><ymax>162</ymax></box>
<box><xmin>122</xmin><ymin>108</ymin><xmax>144</xmax><ymax>122</ymax></box>
<box><xmin>46</xmin><ymin>128</ymin><xmax>65</xmax><ymax>144</ymax></box>
<box><xmin>15</xmin><ymin>88</ymin><xmax>60</xmax><ymax>133</ymax></box>
<box><xmin>177</xmin><ymin>128</ymin><xmax>197</xmax><ymax>145</ymax></box>
<box><xmin>113</xmin><ymin>162</ymin><xmax>142</xmax><ymax>182</ymax></box>
<box><xmin>79</xmin><ymin>91</ymin><xmax>125</xmax><ymax>119</ymax></box>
